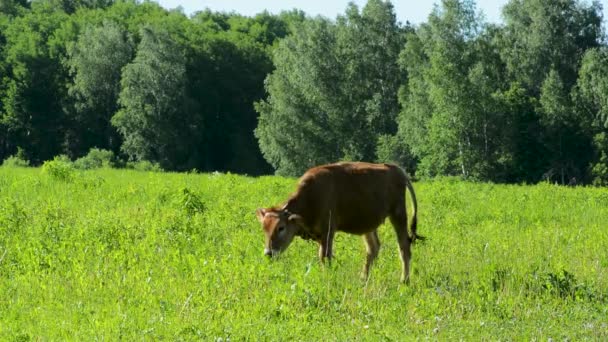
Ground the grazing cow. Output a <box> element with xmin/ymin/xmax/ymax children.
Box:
<box><xmin>256</xmin><ymin>162</ymin><xmax>422</xmax><ymax>283</ymax></box>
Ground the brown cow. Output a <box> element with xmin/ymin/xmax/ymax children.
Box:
<box><xmin>256</xmin><ymin>162</ymin><xmax>422</xmax><ymax>283</ymax></box>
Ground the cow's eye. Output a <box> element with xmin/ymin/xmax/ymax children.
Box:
<box><xmin>277</xmin><ymin>226</ymin><xmax>285</xmax><ymax>233</ymax></box>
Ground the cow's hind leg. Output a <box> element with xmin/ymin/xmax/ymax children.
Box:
<box><xmin>390</xmin><ymin>205</ymin><xmax>412</xmax><ymax>284</ymax></box>
<box><xmin>362</xmin><ymin>230</ymin><xmax>380</xmax><ymax>280</ymax></box>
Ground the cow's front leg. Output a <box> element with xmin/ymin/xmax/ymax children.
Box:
<box><xmin>318</xmin><ymin>232</ymin><xmax>335</xmax><ymax>264</ymax></box>
<box><xmin>317</xmin><ymin>239</ymin><xmax>332</xmax><ymax>264</ymax></box>
<box><xmin>318</xmin><ymin>212</ymin><xmax>337</xmax><ymax>264</ymax></box>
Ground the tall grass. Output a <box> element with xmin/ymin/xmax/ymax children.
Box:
<box><xmin>0</xmin><ymin>167</ymin><xmax>606</xmax><ymax>339</ymax></box>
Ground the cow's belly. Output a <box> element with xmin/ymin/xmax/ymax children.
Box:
<box><xmin>336</xmin><ymin>209</ymin><xmax>388</xmax><ymax>235</ymax></box>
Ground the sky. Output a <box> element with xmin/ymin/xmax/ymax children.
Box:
<box><xmin>154</xmin><ymin>0</ymin><xmax>608</xmax><ymax>25</ymax></box>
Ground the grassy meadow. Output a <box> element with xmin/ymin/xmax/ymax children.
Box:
<box><xmin>0</xmin><ymin>166</ymin><xmax>607</xmax><ymax>340</ymax></box>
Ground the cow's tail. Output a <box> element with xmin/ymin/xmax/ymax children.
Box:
<box><xmin>405</xmin><ymin>174</ymin><xmax>424</xmax><ymax>244</ymax></box>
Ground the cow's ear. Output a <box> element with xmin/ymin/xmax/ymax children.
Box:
<box><xmin>256</xmin><ymin>208</ymin><xmax>267</xmax><ymax>222</ymax></box>
<box><xmin>288</xmin><ymin>214</ymin><xmax>303</xmax><ymax>225</ymax></box>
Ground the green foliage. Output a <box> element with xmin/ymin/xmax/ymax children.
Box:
<box><xmin>33</xmin><ymin>0</ymin><xmax>114</xmax><ymax>14</ymax></box>
<box><xmin>384</xmin><ymin>0</ymin><xmax>605</xmax><ymax>184</ymax></box>
<box><xmin>539</xmin><ymin>270</ymin><xmax>596</xmax><ymax>301</ymax></box>
<box><xmin>73</xmin><ymin>148</ymin><xmax>116</xmax><ymax>169</ymax></box>
<box><xmin>64</xmin><ymin>20</ymin><xmax>133</xmax><ymax>155</ymax></box>
<box><xmin>376</xmin><ymin>134</ymin><xmax>415</xmax><ymax>171</ymax></box>
<box><xmin>2</xmin><ymin>155</ymin><xmax>29</xmax><ymax>167</ymax></box>
<box><xmin>41</xmin><ymin>155</ymin><xmax>75</xmax><ymax>181</ymax></box>
<box><xmin>1</xmin><ymin>0</ymin><xmax>608</xmax><ymax>183</ymax></box>
<box><xmin>0</xmin><ymin>0</ymin><xmax>29</xmax><ymax>16</ymax></box>
<box><xmin>112</xmin><ymin>24</ymin><xmax>196</xmax><ymax>170</ymax></box>
<box><xmin>500</xmin><ymin>0</ymin><xmax>602</xmax><ymax>91</ymax></box>
<box><xmin>0</xmin><ymin>167</ymin><xmax>607</xmax><ymax>339</ymax></box>
<box><xmin>256</xmin><ymin>0</ymin><xmax>406</xmax><ymax>175</ymax></box>
<box><xmin>255</xmin><ymin>17</ymin><xmax>340</xmax><ymax>175</ymax></box>
<box><xmin>1</xmin><ymin>147</ymin><xmax>30</xmax><ymax>167</ymax></box>
<box><xmin>172</xmin><ymin>187</ymin><xmax>205</xmax><ymax>216</ymax></box>
<box><xmin>590</xmin><ymin>133</ymin><xmax>608</xmax><ymax>186</ymax></box>
<box><xmin>0</xmin><ymin>0</ymin><xmax>286</xmax><ymax>174</ymax></box>
<box><xmin>538</xmin><ymin>68</ymin><xmax>592</xmax><ymax>184</ymax></box>
<box><xmin>540</xmin><ymin>69</ymin><xmax>572</xmax><ymax>127</ymax></box>
<box><xmin>576</xmin><ymin>47</ymin><xmax>608</xmax><ymax>129</ymax></box>
<box><xmin>186</xmin><ymin>12</ymin><xmax>278</xmax><ymax>175</ymax></box>
<box><xmin>392</xmin><ymin>0</ymin><xmax>493</xmax><ymax>180</ymax></box>
<box><xmin>495</xmin><ymin>0</ymin><xmax>602</xmax><ymax>183</ymax></box>
<box><xmin>0</xmin><ymin>4</ymin><xmax>69</xmax><ymax>164</ymax></box>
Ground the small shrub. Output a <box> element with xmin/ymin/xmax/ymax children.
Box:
<box><xmin>2</xmin><ymin>147</ymin><xmax>30</xmax><ymax>167</ymax></box>
<box><xmin>42</xmin><ymin>155</ymin><xmax>75</xmax><ymax>181</ymax></box>
<box><xmin>542</xmin><ymin>270</ymin><xmax>597</xmax><ymax>301</ymax></box>
<box><xmin>74</xmin><ymin>148</ymin><xmax>116</xmax><ymax>170</ymax></box>
<box><xmin>2</xmin><ymin>155</ymin><xmax>30</xmax><ymax>168</ymax></box>
<box><xmin>173</xmin><ymin>187</ymin><xmax>205</xmax><ymax>216</ymax></box>
<box><xmin>126</xmin><ymin>160</ymin><xmax>163</xmax><ymax>172</ymax></box>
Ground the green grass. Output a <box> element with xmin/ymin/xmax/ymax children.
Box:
<box><xmin>0</xmin><ymin>167</ymin><xmax>607</xmax><ymax>340</ymax></box>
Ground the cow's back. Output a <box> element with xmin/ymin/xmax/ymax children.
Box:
<box><xmin>295</xmin><ymin>162</ymin><xmax>406</xmax><ymax>235</ymax></box>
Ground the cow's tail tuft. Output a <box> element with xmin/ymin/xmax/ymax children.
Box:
<box><xmin>405</xmin><ymin>174</ymin><xmax>424</xmax><ymax>244</ymax></box>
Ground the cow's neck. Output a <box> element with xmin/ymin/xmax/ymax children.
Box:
<box><xmin>284</xmin><ymin>196</ymin><xmax>301</xmax><ymax>214</ymax></box>
<box><xmin>285</xmin><ymin>196</ymin><xmax>322</xmax><ymax>241</ymax></box>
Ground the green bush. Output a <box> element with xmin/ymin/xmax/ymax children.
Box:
<box><xmin>173</xmin><ymin>187</ymin><xmax>205</xmax><ymax>216</ymax></box>
<box><xmin>2</xmin><ymin>147</ymin><xmax>30</xmax><ymax>168</ymax></box>
<box><xmin>74</xmin><ymin>148</ymin><xmax>116</xmax><ymax>170</ymax></box>
<box><xmin>42</xmin><ymin>155</ymin><xmax>75</xmax><ymax>181</ymax></box>
<box><xmin>2</xmin><ymin>155</ymin><xmax>30</xmax><ymax>168</ymax></box>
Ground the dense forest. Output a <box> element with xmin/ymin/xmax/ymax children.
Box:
<box><xmin>1</xmin><ymin>0</ymin><xmax>607</xmax><ymax>185</ymax></box>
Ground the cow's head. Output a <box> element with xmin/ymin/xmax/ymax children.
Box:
<box><xmin>256</xmin><ymin>207</ymin><xmax>303</xmax><ymax>257</ymax></box>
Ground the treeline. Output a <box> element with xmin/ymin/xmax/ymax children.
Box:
<box><xmin>257</xmin><ymin>0</ymin><xmax>608</xmax><ymax>185</ymax></box>
<box><xmin>1</xmin><ymin>0</ymin><xmax>608</xmax><ymax>184</ymax></box>
<box><xmin>0</xmin><ymin>0</ymin><xmax>303</xmax><ymax>174</ymax></box>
